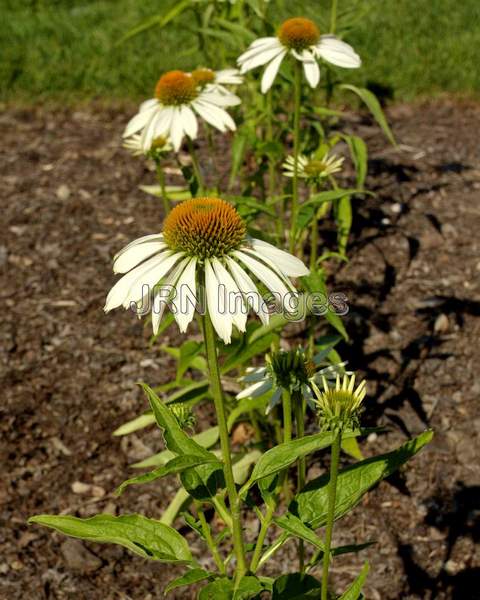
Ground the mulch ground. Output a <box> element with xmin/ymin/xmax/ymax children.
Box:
<box><xmin>1</xmin><ymin>99</ymin><xmax>479</xmax><ymax>600</ymax></box>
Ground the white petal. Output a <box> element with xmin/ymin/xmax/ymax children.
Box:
<box><xmin>193</xmin><ymin>101</ymin><xmax>236</xmax><ymax>132</ymax></box>
<box><xmin>302</xmin><ymin>51</ymin><xmax>320</xmax><ymax>88</ymax></box>
<box><xmin>238</xmin><ymin>39</ymin><xmax>283</xmax><ymax>66</ymax></box>
<box><xmin>113</xmin><ymin>234</ymin><xmax>164</xmax><ymax>262</ymax></box>
<box><xmin>123</xmin><ymin>104</ymin><xmax>159</xmax><ymax>138</ymax></box>
<box><xmin>240</xmin><ymin>367</ymin><xmax>268</xmax><ymax>383</ymax></box>
<box><xmin>124</xmin><ymin>252</ymin><xmax>184</xmax><ymax>309</ymax></box>
<box><xmin>205</xmin><ymin>260</ymin><xmax>233</xmax><ymax>344</ymax></box>
<box><xmin>250</xmin><ymin>239</ymin><xmax>310</xmax><ymax>277</ymax></box>
<box><xmin>266</xmin><ymin>388</ymin><xmax>282</xmax><ymax>414</ymax></box>
<box><xmin>315</xmin><ymin>35</ymin><xmax>361</xmax><ymax>68</ymax></box>
<box><xmin>239</xmin><ymin>45</ymin><xmax>285</xmax><ymax>73</ymax></box>
<box><xmin>170</xmin><ymin>257</ymin><xmax>197</xmax><ymax>333</ymax></box>
<box><xmin>226</xmin><ymin>257</ymin><xmax>269</xmax><ymax>325</ymax></box>
<box><xmin>105</xmin><ymin>252</ymin><xmax>173</xmax><ymax>312</ymax></box>
<box><xmin>151</xmin><ymin>257</ymin><xmax>190</xmax><ymax>334</ymax></box>
<box><xmin>180</xmin><ymin>105</ymin><xmax>198</xmax><ymax>140</ymax></box>
<box><xmin>261</xmin><ymin>50</ymin><xmax>287</xmax><ymax>93</ymax></box>
<box><xmin>139</xmin><ymin>98</ymin><xmax>158</xmax><ymax>112</ymax></box>
<box><xmin>233</xmin><ymin>250</ymin><xmax>291</xmax><ymax>302</ymax></box>
<box><xmin>237</xmin><ymin>379</ymin><xmax>272</xmax><ymax>400</ymax></box>
<box><xmin>241</xmin><ymin>247</ymin><xmax>296</xmax><ymax>293</ymax></box>
<box><xmin>215</xmin><ymin>69</ymin><xmax>243</xmax><ymax>85</ymax></box>
<box><xmin>170</xmin><ymin>107</ymin><xmax>185</xmax><ymax>152</ymax></box>
<box><xmin>113</xmin><ymin>241</ymin><xmax>167</xmax><ymax>274</ymax></box>
<box><xmin>212</xmin><ymin>258</ymin><xmax>247</xmax><ymax>333</ymax></box>
<box><xmin>140</xmin><ymin>111</ymin><xmax>161</xmax><ymax>150</ymax></box>
<box><xmin>202</xmin><ymin>89</ymin><xmax>241</xmax><ymax>107</ymax></box>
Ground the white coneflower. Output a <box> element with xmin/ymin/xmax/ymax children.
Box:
<box><xmin>104</xmin><ymin>197</ymin><xmax>309</xmax><ymax>344</ymax></box>
<box><xmin>122</xmin><ymin>133</ymin><xmax>172</xmax><ymax>157</ymax></box>
<box><xmin>237</xmin><ymin>347</ymin><xmax>351</xmax><ymax>413</ymax></box>
<box><xmin>283</xmin><ymin>152</ymin><xmax>344</xmax><ymax>181</ymax></box>
<box><xmin>313</xmin><ymin>373</ymin><xmax>367</xmax><ymax>431</ymax></box>
<box><xmin>238</xmin><ymin>17</ymin><xmax>361</xmax><ymax>93</ymax></box>
<box><xmin>123</xmin><ymin>70</ymin><xmax>240</xmax><ymax>152</ymax></box>
<box><xmin>191</xmin><ymin>67</ymin><xmax>243</xmax><ymax>99</ymax></box>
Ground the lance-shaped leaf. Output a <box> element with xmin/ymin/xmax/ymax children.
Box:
<box><xmin>291</xmin><ymin>431</ymin><xmax>433</xmax><ymax>528</ymax></box>
<box><xmin>132</xmin><ymin>427</ymin><xmax>219</xmax><ymax>469</ymax></box>
<box><xmin>115</xmin><ymin>454</ymin><xmax>221</xmax><ymax>496</ymax></box>
<box><xmin>165</xmin><ymin>568</ymin><xmax>213</xmax><ymax>594</ymax></box>
<box><xmin>28</xmin><ymin>514</ymin><xmax>192</xmax><ymax>563</ymax></box>
<box><xmin>142</xmin><ymin>383</ymin><xmax>224</xmax><ymax>499</ymax></box>
<box><xmin>339</xmin><ymin>562</ymin><xmax>369</xmax><ymax>599</ymax></box>
<box><xmin>272</xmin><ymin>573</ymin><xmax>321</xmax><ymax>600</ymax></box>
<box><xmin>244</xmin><ymin>430</ymin><xmax>362</xmax><ymax>490</ymax></box>
<box><xmin>113</xmin><ymin>411</ymin><xmax>155</xmax><ymax>436</ymax></box>
<box><xmin>273</xmin><ymin>513</ymin><xmax>324</xmax><ymax>550</ymax></box>
<box><xmin>199</xmin><ymin>575</ymin><xmax>265</xmax><ymax>599</ymax></box>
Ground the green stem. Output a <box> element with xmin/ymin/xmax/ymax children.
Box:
<box><xmin>202</xmin><ymin>313</ymin><xmax>247</xmax><ymax>584</ymax></box>
<box><xmin>330</xmin><ymin>0</ymin><xmax>338</xmax><ymax>33</ymax></box>
<box><xmin>187</xmin><ymin>137</ymin><xmax>205</xmax><ymax>195</ymax></box>
<box><xmin>282</xmin><ymin>389</ymin><xmax>292</xmax><ymax>444</ymax></box>
<box><xmin>289</xmin><ymin>61</ymin><xmax>302</xmax><ymax>253</ymax></box>
<box><xmin>156</xmin><ymin>162</ymin><xmax>171</xmax><ymax>216</ymax></box>
<box><xmin>294</xmin><ymin>393</ymin><xmax>306</xmax><ymax>572</ymax></box>
<box><xmin>321</xmin><ymin>429</ymin><xmax>342</xmax><ymax>600</ymax></box>
<box><xmin>250</xmin><ymin>504</ymin><xmax>274</xmax><ymax>573</ymax></box>
<box><xmin>266</xmin><ymin>90</ymin><xmax>282</xmax><ymax>241</ymax></box>
<box><xmin>195</xmin><ymin>500</ymin><xmax>226</xmax><ymax>574</ymax></box>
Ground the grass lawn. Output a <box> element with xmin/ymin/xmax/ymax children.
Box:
<box><xmin>1</xmin><ymin>0</ymin><xmax>479</xmax><ymax>104</ymax></box>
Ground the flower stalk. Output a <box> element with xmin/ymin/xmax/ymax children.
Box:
<box><xmin>155</xmin><ymin>161</ymin><xmax>171</xmax><ymax>216</ymax></box>
<box><xmin>202</xmin><ymin>312</ymin><xmax>247</xmax><ymax>583</ymax></box>
<box><xmin>187</xmin><ymin>137</ymin><xmax>205</xmax><ymax>194</ymax></box>
<box><xmin>294</xmin><ymin>392</ymin><xmax>306</xmax><ymax>571</ymax></box>
<box><xmin>321</xmin><ymin>429</ymin><xmax>342</xmax><ymax>600</ymax></box>
<box><xmin>290</xmin><ymin>61</ymin><xmax>302</xmax><ymax>252</ymax></box>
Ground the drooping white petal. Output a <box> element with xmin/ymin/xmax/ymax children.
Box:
<box><xmin>237</xmin><ymin>379</ymin><xmax>273</xmax><ymax>400</ymax></box>
<box><xmin>240</xmin><ymin>366</ymin><xmax>268</xmax><ymax>383</ymax></box>
<box><xmin>151</xmin><ymin>256</ymin><xmax>190</xmax><ymax>334</ymax></box>
<box><xmin>212</xmin><ymin>258</ymin><xmax>247</xmax><ymax>333</ymax></box>
<box><xmin>315</xmin><ymin>35</ymin><xmax>361</xmax><ymax>68</ymax></box>
<box><xmin>180</xmin><ymin>105</ymin><xmax>198</xmax><ymax>140</ymax></box>
<box><xmin>239</xmin><ymin>44</ymin><xmax>286</xmax><ymax>73</ymax></box>
<box><xmin>244</xmin><ymin>37</ymin><xmax>278</xmax><ymax>51</ymax></box>
<box><xmin>266</xmin><ymin>388</ymin><xmax>282</xmax><ymax>414</ymax></box>
<box><xmin>113</xmin><ymin>241</ymin><xmax>167</xmax><ymax>274</ymax></box>
<box><xmin>261</xmin><ymin>49</ymin><xmax>287</xmax><ymax>93</ymax></box>
<box><xmin>140</xmin><ymin>111</ymin><xmax>162</xmax><ymax>150</ymax></box>
<box><xmin>301</xmin><ymin>50</ymin><xmax>321</xmax><ymax>88</ymax></box>
<box><xmin>124</xmin><ymin>252</ymin><xmax>184</xmax><ymax>308</ymax></box>
<box><xmin>250</xmin><ymin>239</ymin><xmax>310</xmax><ymax>277</ymax></box>
<box><xmin>170</xmin><ymin>257</ymin><xmax>197</xmax><ymax>333</ymax></box>
<box><xmin>215</xmin><ymin>69</ymin><xmax>243</xmax><ymax>85</ymax></box>
<box><xmin>170</xmin><ymin>107</ymin><xmax>185</xmax><ymax>151</ymax></box>
<box><xmin>226</xmin><ymin>256</ymin><xmax>269</xmax><ymax>325</ymax></box>
<box><xmin>203</xmin><ymin>89</ymin><xmax>241</xmax><ymax>107</ymax></box>
<box><xmin>192</xmin><ymin>100</ymin><xmax>236</xmax><ymax>132</ymax></box>
<box><xmin>105</xmin><ymin>251</ymin><xmax>174</xmax><ymax>312</ymax></box>
<box><xmin>113</xmin><ymin>234</ymin><xmax>164</xmax><ymax>262</ymax></box>
<box><xmin>238</xmin><ymin>39</ymin><xmax>283</xmax><ymax>67</ymax></box>
<box><xmin>139</xmin><ymin>98</ymin><xmax>158</xmax><ymax>113</ymax></box>
<box><xmin>233</xmin><ymin>250</ymin><xmax>291</xmax><ymax>302</ymax></box>
<box><xmin>123</xmin><ymin>104</ymin><xmax>159</xmax><ymax>138</ymax></box>
<box><xmin>205</xmin><ymin>259</ymin><xmax>233</xmax><ymax>344</ymax></box>
<box><xmin>241</xmin><ymin>247</ymin><xmax>296</xmax><ymax>294</ymax></box>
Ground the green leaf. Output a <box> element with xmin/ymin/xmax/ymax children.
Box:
<box><xmin>233</xmin><ymin>450</ymin><xmax>262</xmax><ymax>485</ymax></box>
<box><xmin>165</xmin><ymin>380</ymin><xmax>210</xmax><ymax>406</ymax></box>
<box><xmin>342</xmin><ymin>436</ymin><xmax>364</xmax><ymax>460</ymax></box>
<box><xmin>339</xmin><ymin>562</ymin><xmax>370</xmax><ymax>600</ymax></box>
<box><xmin>228</xmin><ymin>132</ymin><xmax>249</xmax><ymax>189</ymax></box>
<box><xmin>132</xmin><ymin>427</ymin><xmax>219</xmax><ymax>469</ymax></box>
<box><xmin>118</xmin><ymin>0</ymin><xmax>192</xmax><ymax>43</ymax></box>
<box><xmin>273</xmin><ymin>513</ymin><xmax>324</xmax><ymax>550</ymax></box>
<box><xmin>221</xmin><ymin>332</ymin><xmax>275</xmax><ymax>373</ymax></box>
<box><xmin>165</xmin><ymin>568</ymin><xmax>213</xmax><ymax>594</ymax></box>
<box><xmin>160</xmin><ymin>488</ymin><xmax>190</xmax><ymax>527</ymax></box>
<box><xmin>29</xmin><ymin>514</ymin><xmax>192</xmax><ymax>563</ymax></box>
<box><xmin>272</xmin><ymin>573</ymin><xmax>321</xmax><ymax>600</ymax></box>
<box><xmin>337</xmin><ymin>194</ymin><xmax>352</xmax><ymax>255</ymax></box>
<box><xmin>115</xmin><ymin>454</ymin><xmax>220</xmax><ymax>496</ymax></box>
<box><xmin>340</xmin><ymin>84</ymin><xmax>396</xmax><ymax>146</ymax></box>
<box><xmin>199</xmin><ymin>576</ymin><xmax>264</xmax><ymax>599</ymax></box>
<box><xmin>302</xmin><ymin>270</ymin><xmax>348</xmax><ymax>340</ymax></box>
<box><xmin>344</xmin><ymin>135</ymin><xmax>368</xmax><ymax>189</ymax></box>
<box><xmin>303</xmin><ymin>188</ymin><xmax>363</xmax><ymax>207</ymax></box>
<box><xmin>113</xmin><ymin>412</ymin><xmax>155</xmax><ymax>436</ymax></box>
<box><xmin>142</xmin><ymin>384</ymin><xmax>223</xmax><ymax>499</ymax></box>
<box><xmin>227</xmin><ymin>395</ymin><xmax>270</xmax><ymax>432</ymax></box>
<box><xmin>245</xmin><ymin>430</ymin><xmax>362</xmax><ymax>489</ymax></box>
<box><xmin>292</xmin><ymin>431</ymin><xmax>433</xmax><ymax>528</ymax></box>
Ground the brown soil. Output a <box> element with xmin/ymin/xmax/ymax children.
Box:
<box><xmin>1</xmin><ymin>100</ymin><xmax>479</xmax><ymax>600</ymax></box>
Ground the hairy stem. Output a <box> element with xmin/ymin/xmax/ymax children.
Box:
<box><xmin>202</xmin><ymin>313</ymin><xmax>247</xmax><ymax>584</ymax></box>
<box><xmin>321</xmin><ymin>429</ymin><xmax>342</xmax><ymax>600</ymax></box>
<box><xmin>294</xmin><ymin>393</ymin><xmax>306</xmax><ymax>571</ymax></box>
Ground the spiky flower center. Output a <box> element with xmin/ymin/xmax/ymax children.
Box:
<box><xmin>315</xmin><ymin>376</ymin><xmax>366</xmax><ymax>431</ymax></box>
<box><xmin>155</xmin><ymin>70</ymin><xmax>198</xmax><ymax>106</ymax></box>
<box><xmin>304</xmin><ymin>159</ymin><xmax>329</xmax><ymax>177</ymax></box>
<box><xmin>278</xmin><ymin>17</ymin><xmax>320</xmax><ymax>52</ymax></box>
<box><xmin>163</xmin><ymin>197</ymin><xmax>246</xmax><ymax>259</ymax></box>
<box><xmin>269</xmin><ymin>349</ymin><xmax>313</xmax><ymax>391</ymax></box>
<box><xmin>192</xmin><ymin>68</ymin><xmax>215</xmax><ymax>88</ymax></box>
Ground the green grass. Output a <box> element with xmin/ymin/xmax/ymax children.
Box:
<box><xmin>2</xmin><ymin>0</ymin><xmax>480</xmax><ymax>104</ymax></box>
